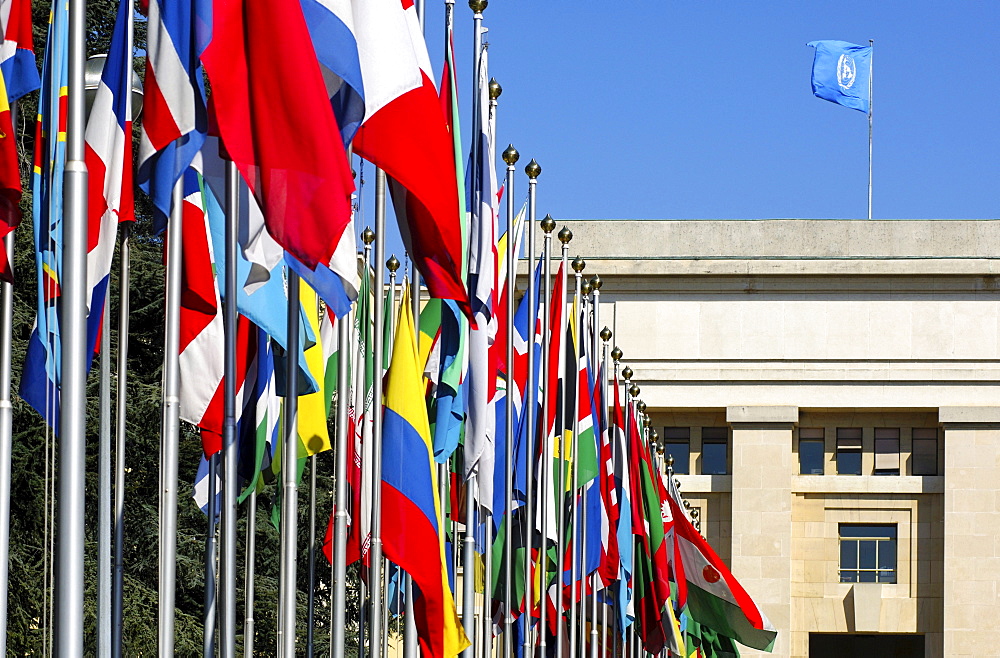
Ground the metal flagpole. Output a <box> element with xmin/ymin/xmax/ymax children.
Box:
<box><xmin>485</xmin><ymin>67</ymin><xmax>501</xmax><ymax>658</ymax></box>
<box><xmin>538</xmin><ymin>214</ymin><xmax>556</xmax><ymax>653</ymax></box>
<box><xmin>278</xmin><ymin>271</ymin><xmax>301</xmax><ymax>657</ymax></box>
<box><xmin>59</xmin><ymin>0</ymin><xmax>89</xmax><ymax>650</ymax></box>
<box><xmin>867</xmin><ymin>38</ymin><xmax>873</xmax><ymax>221</ymax></box>
<box><xmin>568</xmin><ymin>261</ymin><xmax>585</xmax><ymax>658</ymax></box>
<box><xmin>607</xmin><ymin>346</ymin><xmax>622</xmax><ymax>658</ymax></box>
<box><xmin>306</xmin><ymin>456</ymin><xmax>317</xmax><ymax>655</ymax></box>
<box><xmin>521</xmin><ymin>158</ymin><xmax>540</xmax><ymax>654</ymax></box>
<box><xmin>112</xmin><ymin>224</ymin><xmax>130</xmax><ymax>658</ymax></box>
<box><xmin>205</xmin><ymin>454</ymin><xmax>220</xmax><ymax>657</ymax></box>
<box><xmin>462</xmin><ymin>474</ymin><xmax>478</xmax><ymax>655</ymax></box>
<box><xmin>220</xmin><ymin>158</ymin><xmax>240</xmax><ymax>658</ymax></box>
<box><xmin>99</xmin><ymin>282</ymin><xmax>111</xmax><ymax>658</ymax></box>
<box><xmin>553</xmin><ymin>227</ymin><xmax>571</xmax><ymax>658</ymax></box>
<box><xmin>243</xmin><ymin>489</ymin><xmax>258</xmax><ymax>658</ymax></box>
<box><xmin>159</xmin><ymin>180</ymin><xmax>184</xmax><ymax>656</ymax></box>
<box><xmin>501</xmin><ymin>143</ymin><xmax>518</xmax><ymax>658</ymax></box>
<box><xmin>332</xmin><ymin>303</ymin><xmax>352</xmax><ymax>656</ymax></box>
<box><xmin>112</xmin><ymin>7</ymin><xmax>135</xmax><ymax>650</ymax></box>
<box><xmin>353</xmin><ymin>228</ymin><xmax>374</xmax><ymax>658</ymax></box>
<box><xmin>594</xmin><ymin>324</ymin><xmax>610</xmax><ymax>658</ymax></box>
<box><xmin>0</xmin><ymin>231</ymin><xmax>12</xmax><ymax>655</ymax></box>
<box><xmin>461</xmin><ymin>5</ymin><xmax>486</xmax><ymax>650</ymax></box>
<box><xmin>404</xmin><ymin>575</ymin><xmax>417</xmax><ymax>657</ymax></box>
<box><xmin>368</xmin><ymin>168</ymin><xmax>388</xmax><ymax>656</ymax></box>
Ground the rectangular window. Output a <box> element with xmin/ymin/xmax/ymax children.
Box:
<box><xmin>836</xmin><ymin>428</ymin><xmax>863</xmax><ymax>475</ymax></box>
<box><xmin>701</xmin><ymin>427</ymin><xmax>728</xmax><ymax>475</ymax></box>
<box><xmin>799</xmin><ymin>428</ymin><xmax>825</xmax><ymax>475</ymax></box>
<box><xmin>663</xmin><ymin>428</ymin><xmax>690</xmax><ymax>475</ymax></box>
<box><xmin>874</xmin><ymin>428</ymin><xmax>900</xmax><ymax>476</ymax></box>
<box><xmin>839</xmin><ymin>524</ymin><xmax>897</xmax><ymax>584</ymax></box>
<box><xmin>911</xmin><ymin>428</ymin><xmax>938</xmax><ymax>476</ymax></box>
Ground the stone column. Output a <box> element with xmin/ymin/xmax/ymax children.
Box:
<box><xmin>939</xmin><ymin>407</ymin><xmax>1000</xmax><ymax>657</ymax></box>
<box><xmin>728</xmin><ymin>405</ymin><xmax>797</xmax><ymax>658</ymax></box>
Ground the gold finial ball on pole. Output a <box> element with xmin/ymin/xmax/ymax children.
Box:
<box><xmin>558</xmin><ymin>226</ymin><xmax>573</xmax><ymax>244</ymax></box>
<box><xmin>362</xmin><ymin>227</ymin><xmax>376</xmax><ymax>245</ymax></box>
<box><xmin>651</xmin><ymin>428</ymin><xmax>659</xmax><ymax>442</ymax></box>
<box><xmin>572</xmin><ymin>257</ymin><xmax>586</xmax><ymax>273</ymax></box>
<box><xmin>581</xmin><ymin>281</ymin><xmax>592</xmax><ymax>296</ymax></box>
<box><xmin>469</xmin><ymin>0</ymin><xmax>487</xmax><ymax>13</ymax></box>
<box><xmin>600</xmin><ymin>327</ymin><xmax>612</xmax><ymax>342</ymax></box>
<box><xmin>683</xmin><ymin>499</ymin><xmax>692</xmax><ymax>510</ymax></box>
<box><xmin>629</xmin><ymin>384</ymin><xmax>640</xmax><ymax>398</ymax></box>
<box><xmin>387</xmin><ymin>255</ymin><xmax>400</xmax><ymax>273</ymax></box>
<box><xmin>525</xmin><ymin>158</ymin><xmax>541</xmax><ymax>179</ymax></box>
<box><xmin>637</xmin><ymin>400</ymin><xmax>647</xmax><ymax>414</ymax></box>
<box><xmin>489</xmin><ymin>77</ymin><xmax>502</xmax><ymax>101</ymax></box>
<box><xmin>612</xmin><ymin>347</ymin><xmax>623</xmax><ymax>362</ymax></box>
<box><xmin>666</xmin><ymin>454</ymin><xmax>674</xmax><ymax>469</ymax></box>
<box><xmin>541</xmin><ymin>214</ymin><xmax>556</xmax><ymax>233</ymax></box>
<box><xmin>503</xmin><ymin>144</ymin><xmax>519</xmax><ymax>166</ymax></box>
<box><xmin>621</xmin><ymin>365</ymin><xmax>632</xmax><ymax>380</ymax></box>
<box><xmin>590</xmin><ymin>274</ymin><xmax>603</xmax><ymax>291</ymax></box>
<box><xmin>643</xmin><ymin>416</ymin><xmax>651</xmax><ymax>429</ymax></box>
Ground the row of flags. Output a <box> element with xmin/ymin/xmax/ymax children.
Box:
<box><xmin>0</xmin><ymin>0</ymin><xmax>827</xmax><ymax>653</ymax></box>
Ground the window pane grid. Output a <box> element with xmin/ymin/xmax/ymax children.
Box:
<box><xmin>839</xmin><ymin>525</ymin><xmax>896</xmax><ymax>584</ymax></box>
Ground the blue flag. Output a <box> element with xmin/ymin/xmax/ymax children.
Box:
<box><xmin>807</xmin><ymin>40</ymin><xmax>872</xmax><ymax>113</ymax></box>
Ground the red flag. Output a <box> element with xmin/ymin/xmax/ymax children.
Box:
<box><xmin>351</xmin><ymin>0</ymin><xmax>467</xmax><ymax>311</ymax></box>
<box><xmin>201</xmin><ymin>0</ymin><xmax>354</xmax><ymax>271</ymax></box>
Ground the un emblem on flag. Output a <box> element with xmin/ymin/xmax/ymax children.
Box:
<box><xmin>837</xmin><ymin>53</ymin><xmax>857</xmax><ymax>90</ymax></box>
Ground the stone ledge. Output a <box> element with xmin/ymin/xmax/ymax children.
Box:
<box><xmin>792</xmin><ymin>475</ymin><xmax>944</xmax><ymax>495</ymax></box>
<box><xmin>727</xmin><ymin>405</ymin><xmax>799</xmax><ymax>424</ymax></box>
<box><xmin>938</xmin><ymin>406</ymin><xmax>1000</xmax><ymax>425</ymax></box>
<box><xmin>673</xmin><ymin>474</ymin><xmax>732</xmax><ymax>493</ymax></box>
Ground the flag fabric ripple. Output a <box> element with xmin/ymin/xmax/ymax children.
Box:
<box><xmin>201</xmin><ymin>0</ymin><xmax>354</xmax><ymax>273</ymax></box>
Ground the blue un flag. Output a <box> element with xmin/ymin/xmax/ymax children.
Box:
<box><xmin>807</xmin><ymin>40</ymin><xmax>872</xmax><ymax>113</ymax></box>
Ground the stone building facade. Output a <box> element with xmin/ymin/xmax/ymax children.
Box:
<box><xmin>556</xmin><ymin>219</ymin><xmax>1000</xmax><ymax>658</ymax></box>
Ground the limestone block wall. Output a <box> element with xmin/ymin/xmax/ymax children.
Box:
<box><xmin>940</xmin><ymin>407</ymin><xmax>1000</xmax><ymax>658</ymax></box>
<box><xmin>728</xmin><ymin>406</ymin><xmax>796</xmax><ymax>658</ymax></box>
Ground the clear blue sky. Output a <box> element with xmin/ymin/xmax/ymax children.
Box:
<box><xmin>356</xmin><ymin>1</ymin><xmax>1000</xmax><ymax>262</ymax></box>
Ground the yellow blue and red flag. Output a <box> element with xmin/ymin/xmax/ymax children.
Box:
<box><xmin>381</xmin><ymin>285</ymin><xmax>469</xmax><ymax>658</ymax></box>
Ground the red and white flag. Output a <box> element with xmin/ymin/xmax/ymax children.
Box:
<box><xmin>351</xmin><ymin>0</ymin><xmax>467</xmax><ymax>310</ymax></box>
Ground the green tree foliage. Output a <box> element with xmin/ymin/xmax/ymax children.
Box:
<box><xmin>6</xmin><ymin>2</ymin><xmax>360</xmax><ymax>654</ymax></box>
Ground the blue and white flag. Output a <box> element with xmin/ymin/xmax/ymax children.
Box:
<box><xmin>807</xmin><ymin>40</ymin><xmax>872</xmax><ymax>113</ymax></box>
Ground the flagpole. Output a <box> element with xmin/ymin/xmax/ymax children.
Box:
<box><xmin>351</xmin><ymin>228</ymin><xmax>374</xmax><ymax>658</ymax></box>
<box><xmin>622</xmin><ymin>364</ymin><xmax>635</xmax><ymax>658</ymax></box>
<box><xmin>568</xmin><ymin>260</ymin><xmax>586</xmax><ymax>658</ymax></box>
<box><xmin>588</xmin><ymin>277</ymin><xmax>604</xmax><ymax>658</ymax></box>
<box><xmin>538</xmin><ymin>214</ymin><xmax>556</xmax><ymax>653</ymax></box>
<box><xmin>243</xmin><ymin>489</ymin><xmax>257</xmax><ymax>658</ymax></box>
<box><xmin>99</xmin><ymin>274</ymin><xmax>112</xmax><ymax>658</ymax></box>
<box><xmin>204</xmin><ymin>453</ymin><xmax>220</xmax><ymax>658</ymax></box>
<box><xmin>522</xmin><ymin>158</ymin><xmax>540</xmax><ymax>653</ymax></box>
<box><xmin>159</xmin><ymin>180</ymin><xmax>185</xmax><ymax>656</ymax></box>
<box><xmin>461</xmin><ymin>5</ymin><xmax>486</xmax><ymax>652</ymax></box>
<box><xmin>368</xmin><ymin>168</ymin><xmax>388</xmax><ymax>657</ymax></box>
<box><xmin>58</xmin><ymin>0</ymin><xmax>90</xmax><ymax>649</ymax></box>
<box><xmin>0</xmin><ymin>231</ymin><xmax>11</xmax><ymax>656</ymax></box>
<box><xmin>306</xmin><ymin>455</ymin><xmax>317</xmax><ymax>656</ymax></box>
<box><xmin>868</xmin><ymin>38</ymin><xmax>873</xmax><ymax>221</ymax></box>
<box><xmin>331</xmin><ymin>296</ymin><xmax>352</xmax><ymax>657</ymax></box>
<box><xmin>553</xmin><ymin>228</ymin><xmax>571</xmax><ymax>658</ymax></box>
<box><xmin>595</xmin><ymin>325</ymin><xmax>610</xmax><ymax>658</ymax></box>
<box><xmin>111</xmin><ymin>224</ymin><xmax>130</xmax><ymax>658</ymax></box>
<box><xmin>278</xmin><ymin>271</ymin><xmax>301</xmax><ymax>657</ymax></box>
<box><xmin>220</xmin><ymin>157</ymin><xmax>240</xmax><ymax>658</ymax></box>
<box><xmin>501</xmin><ymin>144</ymin><xmax>518</xmax><ymax>657</ymax></box>
<box><xmin>483</xmin><ymin>73</ymin><xmax>502</xmax><ymax>658</ymax></box>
